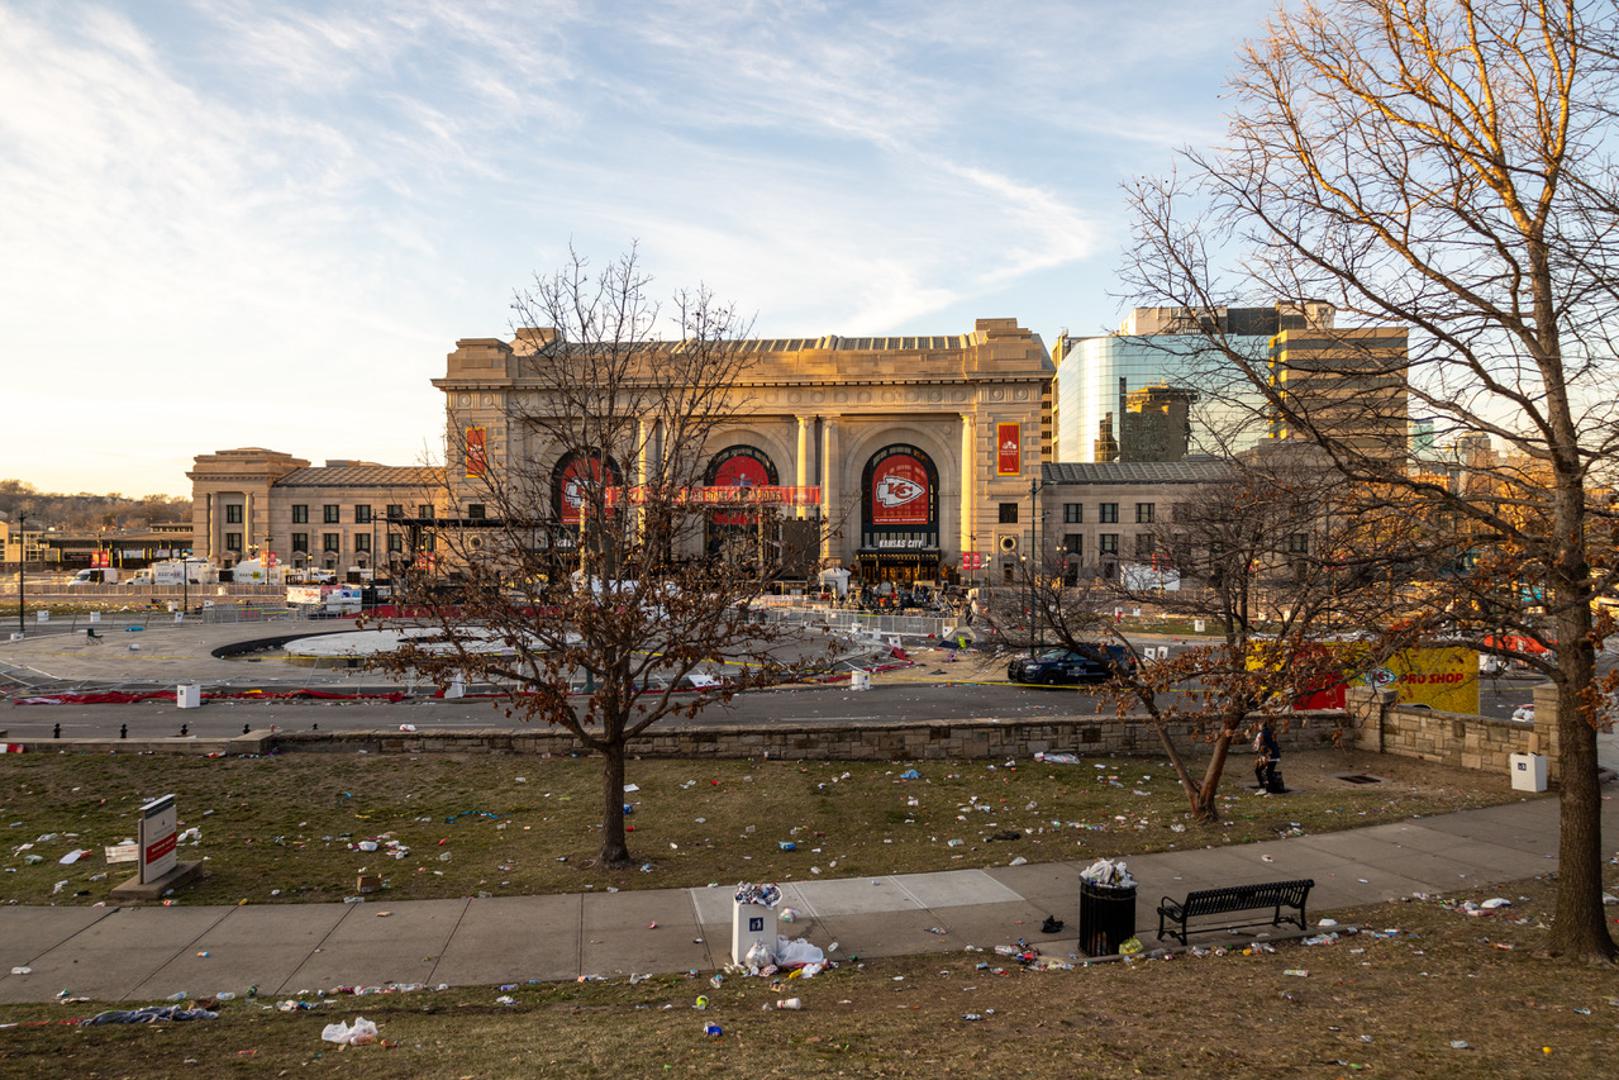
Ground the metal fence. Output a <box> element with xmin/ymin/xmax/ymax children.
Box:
<box><xmin>761</xmin><ymin>606</ymin><xmax>960</xmax><ymax>639</ymax></box>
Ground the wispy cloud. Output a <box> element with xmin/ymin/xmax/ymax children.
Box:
<box><xmin>0</xmin><ymin>0</ymin><xmax>1264</xmax><ymax>493</ymax></box>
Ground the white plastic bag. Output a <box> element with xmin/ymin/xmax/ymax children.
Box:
<box><xmin>321</xmin><ymin>1017</ymin><xmax>379</xmax><ymax>1045</ymax></box>
<box><xmin>744</xmin><ymin>941</ymin><xmax>773</xmax><ymax>971</ymax></box>
<box><xmin>775</xmin><ymin>936</ymin><xmax>825</xmax><ymax>966</ymax></box>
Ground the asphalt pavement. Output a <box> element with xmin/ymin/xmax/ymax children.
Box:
<box><xmin>0</xmin><ymin>678</ymin><xmax>1543</xmax><ymax>740</ymax></box>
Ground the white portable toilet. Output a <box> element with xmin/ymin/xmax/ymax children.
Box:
<box><xmin>176</xmin><ymin>683</ymin><xmax>202</xmax><ymax>709</ymax></box>
<box><xmin>849</xmin><ymin>670</ymin><xmax>872</xmax><ymax>691</ymax></box>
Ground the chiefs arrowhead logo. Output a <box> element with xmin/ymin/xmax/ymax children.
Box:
<box><xmin>875</xmin><ymin>475</ymin><xmax>924</xmax><ymax>508</ymax></box>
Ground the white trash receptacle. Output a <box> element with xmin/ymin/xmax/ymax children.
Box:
<box><xmin>849</xmin><ymin>670</ymin><xmax>872</xmax><ymax>691</ymax></box>
<box><xmin>444</xmin><ymin>672</ymin><xmax>466</xmax><ymax>700</ymax></box>
<box><xmin>176</xmin><ymin>683</ymin><xmax>202</xmax><ymax>709</ymax></box>
<box><xmin>732</xmin><ymin>900</ymin><xmax>778</xmax><ymax>967</ymax></box>
<box><xmin>89</xmin><ymin>611</ymin><xmax>101</xmax><ymax>624</ymax></box>
<box><xmin>1509</xmin><ymin>752</ymin><xmax>1548</xmax><ymax>793</ymax></box>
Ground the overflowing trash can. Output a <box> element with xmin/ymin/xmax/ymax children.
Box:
<box><xmin>1078</xmin><ymin>859</ymin><xmax>1137</xmax><ymax>957</ymax></box>
<box><xmin>731</xmin><ymin>882</ymin><xmax>781</xmax><ymax>966</ymax></box>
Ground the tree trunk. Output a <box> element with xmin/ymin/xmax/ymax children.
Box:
<box><xmin>1193</xmin><ymin>722</ymin><xmax>1240</xmax><ymax>823</ymax></box>
<box><xmin>1549</xmin><ymin>593</ymin><xmax>1617</xmax><ymax>961</ymax></box>
<box><xmin>600</xmin><ymin>742</ymin><xmax>631</xmax><ymax>867</ymax></box>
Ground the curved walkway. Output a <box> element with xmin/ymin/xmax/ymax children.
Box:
<box><xmin>0</xmin><ymin>795</ymin><xmax>1610</xmax><ymax>1004</ymax></box>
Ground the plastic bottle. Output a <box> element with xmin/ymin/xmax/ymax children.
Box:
<box><xmin>776</xmin><ymin>997</ymin><xmax>802</xmax><ymax>1010</ymax></box>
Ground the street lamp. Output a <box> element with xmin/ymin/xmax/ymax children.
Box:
<box><xmin>1027</xmin><ymin>476</ymin><xmax>1052</xmax><ymax>660</ymax></box>
<box><xmin>15</xmin><ymin>512</ymin><xmax>25</xmax><ymax>638</ymax></box>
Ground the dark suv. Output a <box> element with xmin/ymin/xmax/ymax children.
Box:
<box><xmin>1008</xmin><ymin>645</ymin><xmax>1135</xmax><ymax>685</ymax></box>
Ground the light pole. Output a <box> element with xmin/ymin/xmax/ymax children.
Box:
<box><xmin>16</xmin><ymin>512</ymin><xmax>25</xmax><ymax>638</ymax></box>
<box><xmin>1026</xmin><ymin>476</ymin><xmax>1051</xmax><ymax>660</ymax></box>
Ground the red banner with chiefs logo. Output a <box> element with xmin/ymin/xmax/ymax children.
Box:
<box><xmin>996</xmin><ymin>422</ymin><xmax>1021</xmax><ymax>476</ymax></box>
<box><xmin>870</xmin><ymin>453</ymin><xmax>931</xmax><ymax>526</ymax></box>
<box><xmin>464</xmin><ymin>427</ymin><xmax>488</xmax><ymax>478</ymax></box>
<box><xmin>706</xmin><ymin>447</ymin><xmax>777</xmax><ymax>526</ymax></box>
<box><xmin>557</xmin><ymin>454</ymin><xmax>618</xmax><ymax>525</ymax></box>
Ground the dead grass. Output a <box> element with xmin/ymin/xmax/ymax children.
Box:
<box><xmin>2</xmin><ymin>749</ymin><xmax>1524</xmax><ymax>906</ymax></box>
<box><xmin>1</xmin><ymin>870</ymin><xmax>1614</xmax><ymax>1079</ymax></box>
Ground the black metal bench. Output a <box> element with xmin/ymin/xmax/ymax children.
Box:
<box><xmin>1156</xmin><ymin>879</ymin><xmax>1314</xmax><ymax>946</ymax></box>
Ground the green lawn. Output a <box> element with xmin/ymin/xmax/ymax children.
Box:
<box><xmin>1</xmin><ymin>748</ymin><xmax>1523</xmax><ymax>906</ymax></box>
<box><xmin>0</xmin><ymin>870</ymin><xmax>1612</xmax><ymax>1079</ymax></box>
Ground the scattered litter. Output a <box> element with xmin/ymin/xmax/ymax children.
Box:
<box><xmin>1318</xmin><ymin>918</ymin><xmax>1339</xmax><ymax>928</ymax></box>
<box><xmin>1283</xmin><ymin>969</ymin><xmax>1309</xmax><ymax>977</ymax></box>
<box><xmin>775</xmin><ymin>997</ymin><xmax>802</xmax><ymax>1010</ymax></box>
<box><xmin>778</xmin><ymin>907</ymin><xmax>799</xmax><ymax>924</ymax></box>
<box><xmin>58</xmin><ymin>850</ymin><xmax>89</xmax><ymax>865</ymax></box>
<box><xmin>703</xmin><ymin>1023</ymin><xmax>723</xmax><ymax>1037</ymax></box>
<box><xmin>623</xmin><ymin>784</ymin><xmax>639</xmax><ymax>794</ymax></box>
<box><xmin>778</xmin><ymin>842</ymin><xmax>797</xmax><ymax>852</ymax></box>
<box><xmin>1480</xmin><ymin>898</ymin><xmax>1511</xmax><ymax>910</ymax></box>
<box><xmin>321</xmin><ymin>1017</ymin><xmax>379</xmax><ymax>1046</ymax></box>
<box><xmin>1009</xmin><ymin>856</ymin><xmax>1028</xmax><ymax>867</ymax></box>
<box><xmin>9</xmin><ymin>967</ymin><xmax>30</xmax><ymax>976</ymax></box>
<box><xmin>1033</xmin><ymin>752</ymin><xmax>1080</xmax><ymax>765</ymax></box>
<box><xmin>1040</xmin><ymin>916</ymin><xmax>1064</xmax><ymax>934</ymax></box>
<box><xmin>1450</xmin><ymin>1040</ymin><xmax>1472</xmax><ymax>1050</ymax></box>
<box><xmin>899</xmin><ymin>769</ymin><xmax>922</xmax><ymax>780</ymax></box>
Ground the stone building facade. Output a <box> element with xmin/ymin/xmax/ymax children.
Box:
<box><xmin>435</xmin><ymin>318</ymin><xmax>1054</xmax><ymax>582</ymax></box>
<box><xmin>186</xmin><ymin>448</ymin><xmax>444</xmax><ymax>572</ymax></box>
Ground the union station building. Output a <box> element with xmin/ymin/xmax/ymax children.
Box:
<box><xmin>436</xmin><ymin>318</ymin><xmax>1053</xmax><ymax>583</ymax></box>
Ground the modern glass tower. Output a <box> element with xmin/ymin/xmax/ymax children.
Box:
<box><xmin>1052</xmin><ymin>304</ymin><xmax>1339</xmax><ymax>463</ymax></box>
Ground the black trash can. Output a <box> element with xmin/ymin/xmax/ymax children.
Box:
<box><xmin>1079</xmin><ymin>879</ymin><xmax>1138</xmax><ymax>957</ymax></box>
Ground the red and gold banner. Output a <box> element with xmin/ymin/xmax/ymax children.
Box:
<box><xmin>996</xmin><ymin>422</ymin><xmax>1021</xmax><ymax>476</ymax></box>
<box><xmin>464</xmin><ymin>427</ymin><xmax>488</xmax><ymax>478</ymax></box>
<box><xmin>870</xmin><ymin>453</ymin><xmax>931</xmax><ymax>526</ymax></box>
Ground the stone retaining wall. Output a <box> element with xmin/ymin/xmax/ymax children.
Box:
<box><xmin>268</xmin><ymin>712</ymin><xmax>1345</xmax><ymax>761</ymax></box>
<box><xmin>1348</xmin><ymin>685</ymin><xmax>1557</xmax><ymax>780</ymax></box>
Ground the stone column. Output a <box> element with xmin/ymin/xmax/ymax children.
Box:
<box><xmin>959</xmin><ymin>413</ymin><xmax>976</xmax><ymax>557</ymax></box>
<box><xmin>1345</xmin><ymin>686</ymin><xmax>1395</xmax><ymax>753</ymax></box>
<box><xmin>819</xmin><ymin>417</ymin><xmax>840</xmax><ymax>562</ymax></box>
<box><xmin>244</xmin><ymin>491</ymin><xmax>255</xmax><ymax>554</ymax></box>
<box><xmin>795</xmin><ymin>415</ymin><xmax>814</xmax><ymax>519</ymax></box>
<box><xmin>205</xmin><ymin>493</ymin><xmax>216</xmax><ymax>561</ymax></box>
<box><xmin>1531</xmin><ymin>682</ymin><xmax>1562</xmax><ymax>783</ymax></box>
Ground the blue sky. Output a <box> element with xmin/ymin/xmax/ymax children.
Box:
<box><xmin>1</xmin><ymin>0</ymin><xmax>1276</xmax><ymax>496</ymax></box>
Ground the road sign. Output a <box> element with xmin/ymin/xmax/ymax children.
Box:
<box><xmin>139</xmin><ymin>794</ymin><xmax>178</xmax><ymax>884</ymax></box>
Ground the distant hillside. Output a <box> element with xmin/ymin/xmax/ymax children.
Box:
<box><xmin>0</xmin><ymin>480</ymin><xmax>191</xmax><ymax>532</ymax></box>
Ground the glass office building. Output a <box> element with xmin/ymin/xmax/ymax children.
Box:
<box><xmin>1053</xmin><ymin>333</ymin><xmax>1272</xmax><ymax>463</ymax></box>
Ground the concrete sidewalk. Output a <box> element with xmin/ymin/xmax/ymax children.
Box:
<box><xmin>1</xmin><ymin>796</ymin><xmax>1611</xmax><ymax>1004</ymax></box>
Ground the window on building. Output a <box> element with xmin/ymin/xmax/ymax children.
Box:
<box><xmin>386</xmin><ymin>504</ymin><xmax>403</xmax><ymax>520</ymax></box>
<box><xmin>387</xmin><ymin>533</ymin><xmax>402</xmax><ymax>553</ymax></box>
<box><xmin>1099</xmin><ymin>503</ymin><xmax>1118</xmax><ymax>523</ymax></box>
<box><xmin>418</xmin><ymin>504</ymin><xmax>433</xmax><ymax>519</ymax></box>
<box><xmin>323</xmin><ymin>504</ymin><xmax>340</xmax><ymax>524</ymax></box>
<box><xmin>467</xmin><ymin>504</ymin><xmax>486</xmax><ymax>520</ymax></box>
<box><xmin>291</xmin><ymin>504</ymin><xmax>308</xmax><ymax>524</ymax></box>
<box><xmin>322</xmin><ymin>532</ymin><xmax>340</xmax><ymax>552</ymax></box>
<box><xmin>355</xmin><ymin>505</ymin><xmax>372</xmax><ymax>524</ymax></box>
<box><xmin>225</xmin><ymin>504</ymin><xmax>242</xmax><ymax>524</ymax></box>
<box><xmin>998</xmin><ymin>503</ymin><xmax>1019</xmax><ymax>524</ymax></box>
<box><xmin>1063</xmin><ymin>533</ymin><xmax>1083</xmax><ymax>557</ymax></box>
<box><xmin>1063</xmin><ymin>503</ymin><xmax>1083</xmax><ymax>523</ymax></box>
<box><xmin>355</xmin><ymin>533</ymin><xmax>371</xmax><ymax>552</ymax></box>
<box><xmin>291</xmin><ymin>533</ymin><xmax>309</xmax><ymax>553</ymax></box>
<box><xmin>1287</xmin><ymin>532</ymin><xmax>1310</xmax><ymax>554</ymax></box>
<box><xmin>1136</xmin><ymin>533</ymin><xmax>1155</xmax><ymax>557</ymax></box>
<box><xmin>224</xmin><ymin>531</ymin><xmax>242</xmax><ymax>551</ymax></box>
<box><xmin>1135</xmin><ymin>503</ymin><xmax>1155</xmax><ymax>524</ymax></box>
<box><xmin>1099</xmin><ymin>533</ymin><xmax>1119</xmax><ymax>555</ymax></box>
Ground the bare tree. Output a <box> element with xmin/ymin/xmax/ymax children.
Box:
<box><xmin>1123</xmin><ymin>0</ymin><xmax>1619</xmax><ymax>959</ymax></box>
<box><xmin>375</xmin><ymin>247</ymin><xmax>827</xmax><ymax>868</ymax></box>
<box><xmin>1005</xmin><ymin>451</ymin><xmax>1408</xmax><ymax>821</ymax></box>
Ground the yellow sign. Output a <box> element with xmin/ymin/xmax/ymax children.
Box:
<box><xmin>1368</xmin><ymin>646</ymin><xmax>1479</xmax><ymax>713</ymax></box>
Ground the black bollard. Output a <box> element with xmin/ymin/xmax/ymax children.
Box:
<box><xmin>120</xmin><ymin>724</ymin><xmax>127</xmax><ymax>739</ymax></box>
<box><xmin>180</xmin><ymin>723</ymin><xmax>188</xmax><ymax>737</ymax></box>
<box><xmin>242</xmin><ymin>723</ymin><xmax>250</xmax><ymax>735</ymax></box>
<box><xmin>312</xmin><ymin>723</ymin><xmax>319</xmax><ymax>731</ymax></box>
<box><xmin>53</xmin><ymin>723</ymin><xmax>60</xmax><ymax>739</ymax></box>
